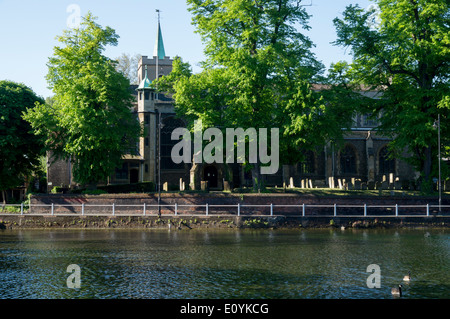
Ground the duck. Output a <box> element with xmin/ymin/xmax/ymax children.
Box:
<box><xmin>403</xmin><ymin>271</ymin><xmax>411</xmax><ymax>282</ymax></box>
<box><xmin>391</xmin><ymin>284</ymin><xmax>402</xmax><ymax>297</ymax></box>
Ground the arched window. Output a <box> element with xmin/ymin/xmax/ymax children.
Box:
<box><xmin>161</xmin><ymin>116</ymin><xmax>185</xmax><ymax>169</ymax></box>
<box><xmin>298</xmin><ymin>151</ymin><xmax>315</xmax><ymax>175</ymax></box>
<box><xmin>379</xmin><ymin>146</ymin><xmax>395</xmax><ymax>175</ymax></box>
<box><xmin>340</xmin><ymin>145</ymin><xmax>357</xmax><ymax>175</ymax></box>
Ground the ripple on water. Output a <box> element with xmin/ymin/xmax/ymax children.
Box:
<box><xmin>0</xmin><ymin>229</ymin><xmax>448</xmax><ymax>299</ymax></box>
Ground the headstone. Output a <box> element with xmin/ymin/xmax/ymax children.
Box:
<box><xmin>375</xmin><ymin>181</ymin><xmax>382</xmax><ymax>190</ymax></box>
<box><xmin>224</xmin><ymin>181</ymin><xmax>231</xmax><ymax>191</ymax></box>
<box><xmin>361</xmin><ymin>182</ymin><xmax>368</xmax><ymax>190</ymax></box>
<box><xmin>309</xmin><ymin>179</ymin><xmax>313</xmax><ymax>189</ymax></box>
<box><xmin>201</xmin><ymin>181</ymin><xmax>209</xmax><ymax>191</ymax></box>
<box><xmin>355</xmin><ymin>180</ymin><xmax>361</xmax><ymax>190</ymax></box>
<box><xmin>389</xmin><ymin>173</ymin><xmax>394</xmax><ymax>184</ymax></box>
<box><xmin>289</xmin><ymin>177</ymin><xmax>294</xmax><ymax>188</ymax></box>
<box><xmin>348</xmin><ymin>182</ymin><xmax>354</xmax><ymax>190</ymax></box>
<box><xmin>328</xmin><ymin>177</ymin><xmax>335</xmax><ymax>189</ymax></box>
<box><xmin>338</xmin><ymin>179</ymin><xmax>343</xmax><ymax>190</ymax></box>
<box><xmin>381</xmin><ymin>181</ymin><xmax>389</xmax><ymax>190</ymax></box>
<box><xmin>163</xmin><ymin>182</ymin><xmax>168</xmax><ymax>191</ymax></box>
<box><xmin>301</xmin><ymin>179</ymin><xmax>305</xmax><ymax>189</ymax></box>
<box><xmin>444</xmin><ymin>180</ymin><xmax>450</xmax><ymax>191</ymax></box>
<box><xmin>368</xmin><ymin>181</ymin><xmax>375</xmax><ymax>190</ymax></box>
<box><xmin>179</xmin><ymin>178</ymin><xmax>184</xmax><ymax>191</ymax></box>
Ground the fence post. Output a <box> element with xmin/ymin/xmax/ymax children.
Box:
<box><xmin>426</xmin><ymin>204</ymin><xmax>429</xmax><ymax>216</ymax></box>
<box><xmin>334</xmin><ymin>203</ymin><xmax>337</xmax><ymax>217</ymax></box>
<box><xmin>81</xmin><ymin>203</ymin><xmax>84</xmax><ymax>216</ymax></box>
<box><xmin>302</xmin><ymin>203</ymin><xmax>305</xmax><ymax>217</ymax></box>
<box><xmin>206</xmin><ymin>203</ymin><xmax>209</xmax><ymax>216</ymax></box>
<box><xmin>237</xmin><ymin>203</ymin><xmax>240</xmax><ymax>216</ymax></box>
<box><xmin>20</xmin><ymin>203</ymin><xmax>24</xmax><ymax>215</ymax></box>
<box><xmin>112</xmin><ymin>203</ymin><xmax>115</xmax><ymax>216</ymax></box>
<box><xmin>143</xmin><ymin>203</ymin><xmax>146</xmax><ymax>216</ymax></box>
<box><xmin>51</xmin><ymin>203</ymin><xmax>54</xmax><ymax>216</ymax></box>
<box><xmin>364</xmin><ymin>204</ymin><xmax>367</xmax><ymax>217</ymax></box>
<box><xmin>270</xmin><ymin>203</ymin><xmax>273</xmax><ymax>216</ymax></box>
<box><xmin>175</xmin><ymin>203</ymin><xmax>178</xmax><ymax>216</ymax></box>
<box><xmin>395</xmin><ymin>204</ymin><xmax>398</xmax><ymax>217</ymax></box>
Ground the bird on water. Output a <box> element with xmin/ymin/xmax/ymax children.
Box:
<box><xmin>403</xmin><ymin>271</ymin><xmax>411</xmax><ymax>282</ymax></box>
<box><xmin>391</xmin><ymin>284</ymin><xmax>402</xmax><ymax>297</ymax></box>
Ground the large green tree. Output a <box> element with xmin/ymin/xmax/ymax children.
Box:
<box><xmin>157</xmin><ymin>0</ymin><xmax>355</xmax><ymax>191</ymax></box>
<box><xmin>0</xmin><ymin>81</ymin><xmax>44</xmax><ymax>203</ymax></box>
<box><xmin>333</xmin><ymin>0</ymin><xmax>449</xmax><ymax>190</ymax></box>
<box><xmin>24</xmin><ymin>13</ymin><xmax>141</xmax><ymax>186</ymax></box>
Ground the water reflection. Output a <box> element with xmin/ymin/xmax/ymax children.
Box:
<box><xmin>0</xmin><ymin>228</ymin><xmax>448</xmax><ymax>299</ymax></box>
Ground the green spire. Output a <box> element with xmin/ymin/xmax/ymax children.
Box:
<box><xmin>137</xmin><ymin>65</ymin><xmax>152</xmax><ymax>90</ymax></box>
<box><xmin>153</xmin><ymin>21</ymin><xmax>166</xmax><ymax>59</ymax></box>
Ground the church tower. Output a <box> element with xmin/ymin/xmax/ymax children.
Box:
<box><xmin>136</xmin><ymin>12</ymin><xmax>174</xmax><ymax>184</ymax></box>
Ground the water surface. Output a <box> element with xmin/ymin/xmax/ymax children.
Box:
<box><xmin>0</xmin><ymin>228</ymin><xmax>448</xmax><ymax>299</ymax></box>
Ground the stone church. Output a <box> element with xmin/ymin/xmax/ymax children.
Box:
<box><xmin>47</xmin><ymin>20</ymin><xmax>417</xmax><ymax>192</ymax></box>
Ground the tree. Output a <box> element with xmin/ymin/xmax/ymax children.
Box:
<box><xmin>0</xmin><ymin>81</ymin><xmax>45</xmax><ymax>203</ymax></box>
<box><xmin>24</xmin><ymin>13</ymin><xmax>141</xmax><ymax>187</ymax></box>
<box><xmin>157</xmin><ymin>0</ymin><xmax>353</xmax><ymax>191</ymax></box>
<box><xmin>115</xmin><ymin>53</ymin><xmax>142</xmax><ymax>85</ymax></box>
<box><xmin>333</xmin><ymin>0</ymin><xmax>449</xmax><ymax>190</ymax></box>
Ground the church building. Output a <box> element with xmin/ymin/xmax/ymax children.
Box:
<box><xmin>47</xmin><ymin>19</ymin><xmax>417</xmax><ymax>192</ymax></box>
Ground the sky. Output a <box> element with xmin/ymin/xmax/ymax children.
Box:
<box><xmin>0</xmin><ymin>0</ymin><xmax>373</xmax><ymax>98</ymax></box>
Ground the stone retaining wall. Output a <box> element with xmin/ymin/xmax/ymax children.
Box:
<box><xmin>29</xmin><ymin>193</ymin><xmax>449</xmax><ymax>216</ymax></box>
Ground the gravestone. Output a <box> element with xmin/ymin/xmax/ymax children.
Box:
<box><xmin>289</xmin><ymin>177</ymin><xmax>294</xmax><ymax>188</ymax></box>
<box><xmin>179</xmin><ymin>178</ymin><xmax>185</xmax><ymax>191</ymax></box>
<box><xmin>309</xmin><ymin>179</ymin><xmax>313</xmax><ymax>189</ymax></box>
<box><xmin>354</xmin><ymin>180</ymin><xmax>361</xmax><ymax>190</ymax></box>
<box><xmin>368</xmin><ymin>181</ymin><xmax>375</xmax><ymax>190</ymax></box>
<box><xmin>328</xmin><ymin>177</ymin><xmax>335</xmax><ymax>189</ymax></box>
<box><xmin>338</xmin><ymin>179</ymin><xmax>343</xmax><ymax>190</ymax></box>
<box><xmin>361</xmin><ymin>182</ymin><xmax>368</xmax><ymax>190</ymax></box>
<box><xmin>201</xmin><ymin>181</ymin><xmax>209</xmax><ymax>192</ymax></box>
<box><xmin>375</xmin><ymin>181</ymin><xmax>382</xmax><ymax>190</ymax></box>
<box><xmin>163</xmin><ymin>182</ymin><xmax>168</xmax><ymax>192</ymax></box>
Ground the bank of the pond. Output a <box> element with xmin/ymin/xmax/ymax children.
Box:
<box><xmin>0</xmin><ymin>215</ymin><xmax>448</xmax><ymax>230</ymax></box>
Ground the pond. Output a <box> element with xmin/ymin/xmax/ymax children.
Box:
<box><xmin>0</xmin><ymin>228</ymin><xmax>448</xmax><ymax>299</ymax></box>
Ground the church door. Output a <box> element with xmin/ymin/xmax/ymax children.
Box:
<box><xmin>130</xmin><ymin>169</ymin><xmax>139</xmax><ymax>184</ymax></box>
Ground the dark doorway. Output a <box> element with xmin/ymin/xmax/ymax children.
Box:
<box><xmin>204</xmin><ymin>166</ymin><xmax>218</xmax><ymax>188</ymax></box>
<box><xmin>130</xmin><ymin>169</ymin><xmax>139</xmax><ymax>184</ymax></box>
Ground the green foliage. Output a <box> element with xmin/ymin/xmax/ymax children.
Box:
<box><xmin>155</xmin><ymin>1</ymin><xmax>353</xmax><ymax>191</ymax></box>
<box><xmin>333</xmin><ymin>0</ymin><xmax>450</xmax><ymax>189</ymax></box>
<box><xmin>0</xmin><ymin>81</ymin><xmax>45</xmax><ymax>194</ymax></box>
<box><xmin>81</xmin><ymin>189</ymin><xmax>107</xmax><ymax>195</ymax></box>
<box><xmin>24</xmin><ymin>13</ymin><xmax>141</xmax><ymax>186</ymax></box>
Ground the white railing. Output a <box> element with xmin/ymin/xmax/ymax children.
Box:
<box><xmin>0</xmin><ymin>203</ymin><xmax>448</xmax><ymax>217</ymax></box>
